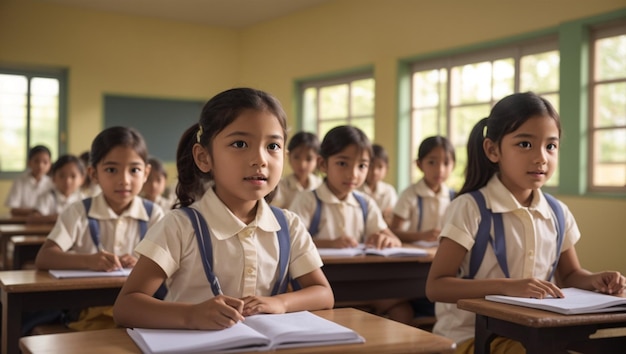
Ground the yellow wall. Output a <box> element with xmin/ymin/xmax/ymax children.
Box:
<box><xmin>1</xmin><ymin>0</ymin><xmax>625</xmax><ymax>273</ymax></box>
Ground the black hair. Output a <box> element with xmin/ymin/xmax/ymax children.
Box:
<box><xmin>89</xmin><ymin>126</ymin><xmax>149</xmax><ymax>167</ymax></box>
<box><xmin>148</xmin><ymin>157</ymin><xmax>167</xmax><ymax>178</ymax></box>
<box><xmin>51</xmin><ymin>154</ymin><xmax>85</xmax><ymax>176</ymax></box>
<box><xmin>287</xmin><ymin>131</ymin><xmax>320</xmax><ymax>154</ymax></box>
<box><xmin>28</xmin><ymin>145</ymin><xmax>51</xmax><ymax>161</ymax></box>
<box><xmin>371</xmin><ymin>144</ymin><xmax>389</xmax><ymax>165</ymax></box>
<box><xmin>416</xmin><ymin>136</ymin><xmax>455</xmax><ymax>163</ymax></box>
<box><xmin>319</xmin><ymin>125</ymin><xmax>372</xmax><ymax>161</ymax></box>
<box><xmin>175</xmin><ymin>88</ymin><xmax>288</xmax><ymax>208</ymax></box>
<box><xmin>459</xmin><ymin>92</ymin><xmax>561</xmax><ymax>196</ymax></box>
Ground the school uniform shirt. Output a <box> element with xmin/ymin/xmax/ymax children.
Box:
<box><xmin>359</xmin><ymin>181</ymin><xmax>398</xmax><ymax>213</ymax></box>
<box><xmin>154</xmin><ymin>195</ymin><xmax>174</xmax><ymax>212</ymax></box>
<box><xmin>81</xmin><ymin>183</ymin><xmax>102</xmax><ymax>198</ymax></box>
<box><xmin>289</xmin><ymin>182</ymin><xmax>388</xmax><ymax>242</ymax></box>
<box><xmin>432</xmin><ymin>175</ymin><xmax>581</xmax><ymax>344</ymax></box>
<box><xmin>35</xmin><ymin>188</ymin><xmax>83</xmax><ymax>216</ymax></box>
<box><xmin>4</xmin><ymin>171</ymin><xmax>53</xmax><ymax>209</ymax></box>
<box><xmin>134</xmin><ymin>187</ymin><xmax>323</xmax><ymax>304</ymax></box>
<box><xmin>271</xmin><ymin>173</ymin><xmax>323</xmax><ymax>209</ymax></box>
<box><xmin>46</xmin><ymin>193</ymin><xmax>164</xmax><ymax>256</ymax></box>
<box><xmin>393</xmin><ymin>178</ymin><xmax>452</xmax><ymax>231</ymax></box>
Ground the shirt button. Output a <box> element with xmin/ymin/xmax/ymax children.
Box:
<box><xmin>247</xmin><ymin>268</ymin><xmax>254</xmax><ymax>274</ymax></box>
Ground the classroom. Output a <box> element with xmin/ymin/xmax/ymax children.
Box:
<box><xmin>1</xmin><ymin>0</ymin><xmax>626</xmax><ymax>352</ymax></box>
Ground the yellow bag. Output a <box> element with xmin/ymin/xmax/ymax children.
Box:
<box><xmin>66</xmin><ymin>306</ymin><xmax>118</xmax><ymax>331</ymax></box>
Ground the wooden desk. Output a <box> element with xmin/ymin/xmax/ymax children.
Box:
<box><xmin>9</xmin><ymin>235</ymin><xmax>46</xmax><ymax>269</ymax></box>
<box><xmin>0</xmin><ymin>216</ymin><xmax>29</xmax><ymax>225</ymax></box>
<box><xmin>1</xmin><ymin>270</ymin><xmax>126</xmax><ymax>354</ymax></box>
<box><xmin>19</xmin><ymin>307</ymin><xmax>456</xmax><ymax>354</ymax></box>
<box><xmin>457</xmin><ymin>298</ymin><xmax>626</xmax><ymax>354</ymax></box>
<box><xmin>321</xmin><ymin>249</ymin><xmax>434</xmax><ymax>303</ymax></box>
<box><xmin>0</xmin><ymin>224</ymin><xmax>52</xmax><ymax>270</ymax></box>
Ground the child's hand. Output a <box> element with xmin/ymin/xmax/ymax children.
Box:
<box><xmin>365</xmin><ymin>232</ymin><xmax>401</xmax><ymax>249</ymax></box>
<box><xmin>420</xmin><ymin>229</ymin><xmax>441</xmax><ymax>242</ymax></box>
<box><xmin>91</xmin><ymin>250</ymin><xmax>123</xmax><ymax>272</ymax></box>
<box><xmin>241</xmin><ymin>295</ymin><xmax>286</xmax><ymax>316</ymax></box>
<box><xmin>591</xmin><ymin>271</ymin><xmax>626</xmax><ymax>295</ymax></box>
<box><xmin>189</xmin><ymin>295</ymin><xmax>245</xmax><ymax>330</ymax></box>
<box><xmin>505</xmin><ymin>278</ymin><xmax>564</xmax><ymax>299</ymax></box>
<box><xmin>331</xmin><ymin>236</ymin><xmax>359</xmax><ymax>248</ymax></box>
<box><xmin>119</xmin><ymin>254</ymin><xmax>138</xmax><ymax>268</ymax></box>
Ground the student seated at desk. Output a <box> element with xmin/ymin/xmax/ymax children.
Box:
<box><xmin>289</xmin><ymin>125</ymin><xmax>411</xmax><ymax>324</ymax></box>
<box><xmin>28</xmin><ymin>154</ymin><xmax>85</xmax><ymax>224</ymax></box>
<box><xmin>140</xmin><ymin>157</ymin><xmax>174</xmax><ymax>211</ymax></box>
<box><xmin>4</xmin><ymin>145</ymin><xmax>53</xmax><ymax>216</ymax></box>
<box><xmin>358</xmin><ymin>143</ymin><xmax>398</xmax><ymax>226</ymax></box>
<box><xmin>33</xmin><ymin>126</ymin><xmax>164</xmax><ymax>332</ymax></box>
<box><xmin>113</xmin><ymin>88</ymin><xmax>333</xmax><ymax>330</ymax></box>
<box><xmin>425</xmin><ymin>92</ymin><xmax>626</xmax><ymax>354</ymax></box>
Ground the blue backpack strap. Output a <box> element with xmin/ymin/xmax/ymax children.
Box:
<box><xmin>467</xmin><ymin>191</ymin><xmax>510</xmax><ymax>279</ymax></box>
<box><xmin>269</xmin><ymin>206</ymin><xmax>294</xmax><ymax>295</ymax></box>
<box><xmin>449</xmin><ymin>189</ymin><xmax>456</xmax><ymax>200</ymax></box>
<box><xmin>180</xmin><ymin>207</ymin><xmax>223</xmax><ymax>296</ymax></box>
<box><xmin>544</xmin><ymin>193</ymin><xmax>565</xmax><ymax>281</ymax></box>
<box><xmin>351</xmin><ymin>192</ymin><xmax>368</xmax><ymax>233</ymax></box>
<box><xmin>416</xmin><ymin>195</ymin><xmax>423</xmax><ymax>232</ymax></box>
<box><xmin>309</xmin><ymin>190</ymin><xmax>323</xmax><ymax>237</ymax></box>
<box><xmin>139</xmin><ymin>199</ymin><xmax>154</xmax><ymax>240</ymax></box>
<box><xmin>82</xmin><ymin>198</ymin><xmax>100</xmax><ymax>248</ymax></box>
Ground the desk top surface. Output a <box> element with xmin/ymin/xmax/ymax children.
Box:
<box><xmin>321</xmin><ymin>245</ymin><xmax>435</xmax><ymax>264</ymax></box>
<box><xmin>0</xmin><ymin>215</ymin><xmax>29</xmax><ymax>224</ymax></box>
<box><xmin>457</xmin><ymin>297</ymin><xmax>626</xmax><ymax>328</ymax></box>
<box><xmin>0</xmin><ymin>223</ymin><xmax>53</xmax><ymax>236</ymax></box>
<box><xmin>0</xmin><ymin>270</ymin><xmax>126</xmax><ymax>293</ymax></box>
<box><xmin>19</xmin><ymin>308</ymin><xmax>456</xmax><ymax>354</ymax></box>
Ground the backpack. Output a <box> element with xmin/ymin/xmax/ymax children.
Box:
<box><xmin>416</xmin><ymin>189</ymin><xmax>456</xmax><ymax>231</ymax></box>
<box><xmin>308</xmin><ymin>190</ymin><xmax>368</xmax><ymax>237</ymax></box>
<box><xmin>465</xmin><ymin>191</ymin><xmax>565</xmax><ymax>281</ymax></box>
<box><xmin>81</xmin><ymin>197</ymin><xmax>166</xmax><ymax>298</ymax></box>
<box><xmin>180</xmin><ymin>205</ymin><xmax>295</xmax><ymax>296</ymax></box>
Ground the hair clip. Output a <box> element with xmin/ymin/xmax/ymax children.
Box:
<box><xmin>196</xmin><ymin>125</ymin><xmax>203</xmax><ymax>143</ymax></box>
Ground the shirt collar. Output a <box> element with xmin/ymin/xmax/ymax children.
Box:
<box><xmin>197</xmin><ymin>187</ymin><xmax>280</xmax><ymax>240</ymax></box>
<box><xmin>88</xmin><ymin>194</ymin><xmax>150</xmax><ymax>221</ymax></box>
<box><xmin>484</xmin><ymin>175</ymin><xmax>552</xmax><ymax>219</ymax></box>
<box><xmin>316</xmin><ymin>182</ymin><xmax>360</xmax><ymax>207</ymax></box>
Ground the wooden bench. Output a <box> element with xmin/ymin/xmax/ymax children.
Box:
<box><xmin>8</xmin><ymin>235</ymin><xmax>46</xmax><ymax>270</ymax></box>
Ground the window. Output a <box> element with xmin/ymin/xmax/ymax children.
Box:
<box><xmin>0</xmin><ymin>68</ymin><xmax>66</xmax><ymax>175</ymax></box>
<box><xmin>410</xmin><ymin>38</ymin><xmax>559</xmax><ymax>190</ymax></box>
<box><xmin>300</xmin><ymin>73</ymin><xmax>375</xmax><ymax>140</ymax></box>
<box><xmin>589</xmin><ymin>22</ymin><xmax>626</xmax><ymax>192</ymax></box>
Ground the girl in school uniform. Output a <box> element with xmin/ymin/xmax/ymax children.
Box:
<box><xmin>30</xmin><ymin>154</ymin><xmax>85</xmax><ymax>223</ymax></box>
<box><xmin>271</xmin><ymin>131</ymin><xmax>322</xmax><ymax>209</ymax></box>
<box><xmin>113</xmin><ymin>88</ymin><xmax>333</xmax><ymax>330</ymax></box>
<box><xmin>426</xmin><ymin>92</ymin><xmax>625</xmax><ymax>354</ymax></box>
<box><xmin>79</xmin><ymin>150</ymin><xmax>102</xmax><ymax>197</ymax></box>
<box><xmin>390</xmin><ymin>136</ymin><xmax>455</xmax><ymax>244</ymax></box>
<box><xmin>359</xmin><ymin>143</ymin><xmax>398</xmax><ymax>226</ymax></box>
<box><xmin>34</xmin><ymin>126</ymin><xmax>164</xmax><ymax>331</ymax></box>
<box><xmin>140</xmin><ymin>157</ymin><xmax>174</xmax><ymax>211</ymax></box>
<box><xmin>4</xmin><ymin>145</ymin><xmax>53</xmax><ymax>216</ymax></box>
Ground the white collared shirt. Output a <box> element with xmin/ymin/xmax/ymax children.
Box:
<box><xmin>35</xmin><ymin>188</ymin><xmax>84</xmax><ymax>216</ymax></box>
<box><xmin>289</xmin><ymin>182</ymin><xmax>388</xmax><ymax>242</ymax></box>
<box><xmin>4</xmin><ymin>171</ymin><xmax>53</xmax><ymax>209</ymax></box>
<box><xmin>359</xmin><ymin>181</ymin><xmax>398</xmax><ymax>213</ymax></box>
<box><xmin>135</xmin><ymin>187</ymin><xmax>322</xmax><ymax>303</ymax></box>
<box><xmin>433</xmin><ymin>175</ymin><xmax>580</xmax><ymax>344</ymax></box>
<box><xmin>393</xmin><ymin>178</ymin><xmax>452</xmax><ymax>231</ymax></box>
<box><xmin>47</xmin><ymin>193</ymin><xmax>164</xmax><ymax>255</ymax></box>
<box><xmin>271</xmin><ymin>173</ymin><xmax>323</xmax><ymax>209</ymax></box>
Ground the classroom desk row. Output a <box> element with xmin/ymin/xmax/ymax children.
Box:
<box><xmin>0</xmin><ymin>223</ymin><xmax>52</xmax><ymax>270</ymax></box>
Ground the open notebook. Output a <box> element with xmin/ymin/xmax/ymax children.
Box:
<box><xmin>127</xmin><ymin>311</ymin><xmax>364</xmax><ymax>353</ymax></box>
<box><xmin>316</xmin><ymin>244</ymin><xmax>429</xmax><ymax>257</ymax></box>
<box><xmin>48</xmin><ymin>268</ymin><xmax>132</xmax><ymax>278</ymax></box>
<box><xmin>486</xmin><ymin>287</ymin><xmax>626</xmax><ymax>315</ymax></box>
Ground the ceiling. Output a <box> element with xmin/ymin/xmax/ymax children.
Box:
<box><xmin>36</xmin><ymin>0</ymin><xmax>331</xmax><ymax>29</ymax></box>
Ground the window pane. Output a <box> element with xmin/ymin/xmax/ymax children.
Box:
<box><xmin>413</xmin><ymin>69</ymin><xmax>445</xmax><ymax>109</ymax></box>
<box><xmin>593</xmin><ymin>82</ymin><xmax>626</xmax><ymax>128</ymax></box>
<box><xmin>0</xmin><ymin>74</ymin><xmax>28</xmax><ymax>172</ymax></box>
<box><xmin>593</xmin><ymin>129</ymin><xmax>626</xmax><ymax>187</ymax></box>
<box><xmin>520</xmin><ymin>51</ymin><xmax>560</xmax><ymax>92</ymax></box>
<box><xmin>595</xmin><ymin>34</ymin><xmax>626</xmax><ymax>81</ymax></box>
<box><xmin>303</xmin><ymin>87</ymin><xmax>317</xmax><ymax>128</ymax></box>
<box><xmin>319</xmin><ymin>84</ymin><xmax>348</xmax><ymax>120</ymax></box>
<box><xmin>351</xmin><ymin>78</ymin><xmax>374</xmax><ymax>116</ymax></box>
<box><xmin>492</xmin><ymin>58</ymin><xmax>515</xmax><ymax>99</ymax></box>
<box><xmin>318</xmin><ymin>119</ymin><xmax>346</xmax><ymax>140</ymax></box>
<box><xmin>451</xmin><ymin>62</ymin><xmax>493</xmax><ymax>105</ymax></box>
<box><xmin>450</xmin><ymin>105</ymin><xmax>490</xmax><ymax>147</ymax></box>
<box><xmin>351</xmin><ymin>117</ymin><xmax>375</xmax><ymax>141</ymax></box>
<box><xmin>30</xmin><ymin>78</ymin><xmax>59</xmax><ymax>160</ymax></box>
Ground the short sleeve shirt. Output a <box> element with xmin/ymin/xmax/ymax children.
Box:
<box><xmin>47</xmin><ymin>194</ymin><xmax>164</xmax><ymax>255</ymax></box>
<box><xmin>134</xmin><ymin>187</ymin><xmax>323</xmax><ymax>303</ymax></box>
<box><xmin>432</xmin><ymin>175</ymin><xmax>581</xmax><ymax>344</ymax></box>
<box><xmin>289</xmin><ymin>182</ymin><xmax>388</xmax><ymax>242</ymax></box>
<box><xmin>35</xmin><ymin>189</ymin><xmax>84</xmax><ymax>216</ymax></box>
<box><xmin>271</xmin><ymin>173</ymin><xmax>323</xmax><ymax>209</ymax></box>
<box><xmin>359</xmin><ymin>181</ymin><xmax>398</xmax><ymax>213</ymax></box>
<box><xmin>4</xmin><ymin>172</ymin><xmax>53</xmax><ymax>209</ymax></box>
<box><xmin>393</xmin><ymin>179</ymin><xmax>452</xmax><ymax>231</ymax></box>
